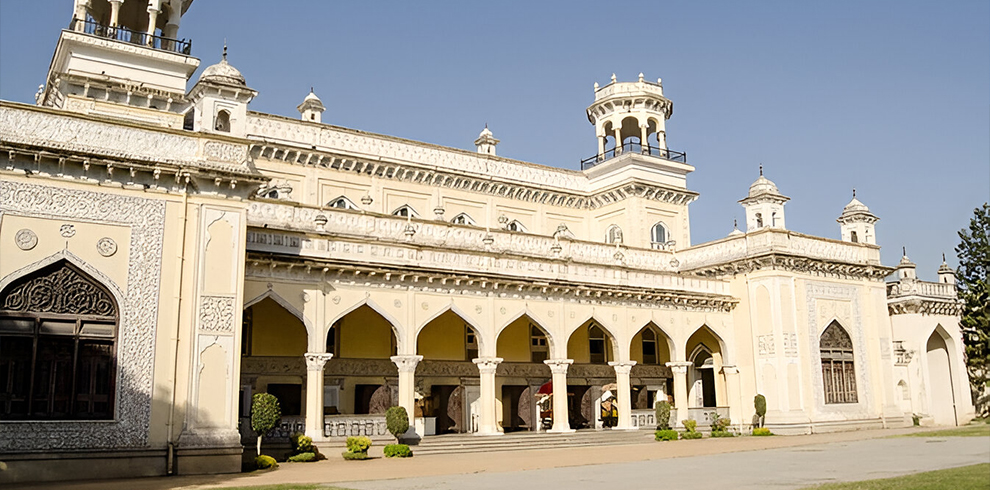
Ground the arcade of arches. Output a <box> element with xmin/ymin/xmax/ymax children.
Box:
<box><xmin>237</xmin><ymin>283</ymin><xmax>736</xmax><ymax>439</ymax></box>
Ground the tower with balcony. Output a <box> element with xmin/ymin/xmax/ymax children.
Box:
<box><xmin>40</xmin><ymin>0</ymin><xmax>199</xmax><ymax>128</ymax></box>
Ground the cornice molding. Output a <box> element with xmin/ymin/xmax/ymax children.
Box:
<box><xmin>685</xmin><ymin>252</ymin><xmax>893</xmax><ymax>281</ymax></box>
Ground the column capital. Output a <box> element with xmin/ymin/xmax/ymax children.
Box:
<box><xmin>608</xmin><ymin>360</ymin><xmax>637</xmax><ymax>375</ymax></box>
<box><xmin>721</xmin><ymin>364</ymin><xmax>740</xmax><ymax>375</ymax></box>
<box><xmin>473</xmin><ymin>357</ymin><xmax>503</xmax><ymax>374</ymax></box>
<box><xmin>544</xmin><ymin>358</ymin><xmax>573</xmax><ymax>374</ymax></box>
<box><xmin>665</xmin><ymin>361</ymin><xmax>693</xmax><ymax>374</ymax></box>
<box><xmin>304</xmin><ymin>352</ymin><xmax>333</xmax><ymax>371</ymax></box>
<box><xmin>391</xmin><ymin>355</ymin><xmax>424</xmax><ymax>373</ymax></box>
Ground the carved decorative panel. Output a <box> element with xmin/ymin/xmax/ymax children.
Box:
<box><xmin>0</xmin><ymin>262</ymin><xmax>116</xmax><ymax>317</ymax></box>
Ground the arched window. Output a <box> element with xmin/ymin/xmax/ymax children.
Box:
<box><xmin>326</xmin><ymin>321</ymin><xmax>339</xmax><ymax>356</ymax></box>
<box><xmin>820</xmin><ymin>321</ymin><xmax>857</xmax><ymax>404</ymax></box>
<box><xmin>589</xmin><ymin>324</ymin><xmax>608</xmax><ymax>364</ymax></box>
<box><xmin>506</xmin><ymin>220</ymin><xmax>526</xmax><ymax>233</ymax></box>
<box><xmin>605</xmin><ymin>225</ymin><xmax>623</xmax><ymax>244</ymax></box>
<box><xmin>0</xmin><ymin>260</ymin><xmax>118</xmax><ymax>419</ymax></box>
<box><xmin>641</xmin><ymin>327</ymin><xmax>657</xmax><ymax>364</ymax></box>
<box><xmin>327</xmin><ymin>196</ymin><xmax>358</xmax><ymax>210</ymax></box>
<box><xmin>692</xmin><ymin>347</ymin><xmax>716</xmax><ymax>408</ymax></box>
<box><xmin>465</xmin><ymin>325</ymin><xmax>479</xmax><ymax>360</ymax></box>
<box><xmin>650</xmin><ymin>222</ymin><xmax>668</xmax><ymax>249</ymax></box>
<box><xmin>451</xmin><ymin>213</ymin><xmax>475</xmax><ymax>226</ymax></box>
<box><xmin>214</xmin><ymin>109</ymin><xmax>231</xmax><ymax>132</ymax></box>
<box><xmin>850</xmin><ymin>230</ymin><xmax>859</xmax><ymax>243</ymax></box>
<box><xmin>755</xmin><ymin>213</ymin><xmax>764</xmax><ymax>228</ymax></box>
<box><xmin>392</xmin><ymin>205</ymin><xmax>418</xmax><ymax>218</ymax></box>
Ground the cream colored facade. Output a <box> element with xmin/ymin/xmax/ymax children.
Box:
<box><xmin>0</xmin><ymin>1</ymin><xmax>975</xmax><ymax>484</ymax></box>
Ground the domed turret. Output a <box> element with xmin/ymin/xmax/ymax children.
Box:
<box><xmin>739</xmin><ymin>166</ymin><xmax>789</xmax><ymax>231</ymax></box>
<box><xmin>186</xmin><ymin>44</ymin><xmax>257</xmax><ymax>137</ymax></box>
<box><xmin>474</xmin><ymin>125</ymin><xmax>499</xmax><ymax>156</ymax></box>
<box><xmin>836</xmin><ymin>189</ymin><xmax>878</xmax><ymax>244</ymax></box>
<box><xmin>199</xmin><ymin>56</ymin><xmax>247</xmax><ymax>87</ymax></box>
<box><xmin>297</xmin><ymin>88</ymin><xmax>326</xmax><ymax>123</ymax></box>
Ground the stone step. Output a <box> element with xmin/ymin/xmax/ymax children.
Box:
<box><xmin>409</xmin><ymin>430</ymin><xmax>654</xmax><ymax>455</ymax></box>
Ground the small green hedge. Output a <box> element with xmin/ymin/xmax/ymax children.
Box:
<box><xmin>654</xmin><ymin>429</ymin><xmax>678</xmax><ymax>441</ymax></box>
<box><xmin>752</xmin><ymin>427</ymin><xmax>773</xmax><ymax>436</ymax></box>
<box><xmin>288</xmin><ymin>452</ymin><xmax>317</xmax><ymax>462</ymax></box>
<box><xmin>711</xmin><ymin>430</ymin><xmax>735</xmax><ymax>437</ymax></box>
<box><xmin>384</xmin><ymin>443</ymin><xmax>413</xmax><ymax>458</ymax></box>
<box><xmin>681</xmin><ymin>431</ymin><xmax>703</xmax><ymax>440</ymax></box>
<box><xmin>342</xmin><ymin>450</ymin><xmax>369</xmax><ymax>460</ymax></box>
<box><xmin>254</xmin><ymin>454</ymin><xmax>278</xmax><ymax>469</ymax></box>
<box><xmin>346</xmin><ymin>436</ymin><xmax>372</xmax><ymax>453</ymax></box>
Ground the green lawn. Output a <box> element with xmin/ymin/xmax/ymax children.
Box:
<box><xmin>898</xmin><ymin>423</ymin><xmax>990</xmax><ymax>438</ymax></box>
<box><xmin>804</xmin><ymin>464</ymin><xmax>990</xmax><ymax>489</ymax></box>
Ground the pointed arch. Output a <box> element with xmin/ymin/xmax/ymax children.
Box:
<box><xmin>505</xmin><ymin>220</ymin><xmax>527</xmax><ymax>233</ymax></box>
<box><xmin>415</xmin><ymin>303</ymin><xmax>489</xmax><ymax>358</ymax></box>
<box><xmin>496</xmin><ymin>309</ymin><xmax>556</xmax><ymax>356</ymax></box>
<box><xmin>566</xmin><ymin>316</ymin><xmax>620</xmax><ymax>364</ymax></box>
<box><xmin>391</xmin><ymin>205</ymin><xmax>419</xmax><ymax>218</ymax></box>
<box><xmin>326</xmin><ymin>195</ymin><xmax>359</xmax><ymax>210</ymax></box>
<box><xmin>650</xmin><ymin>222</ymin><xmax>669</xmax><ymax>249</ymax></box>
<box><xmin>325</xmin><ymin>297</ymin><xmax>404</xmax><ymax>354</ymax></box>
<box><xmin>0</xmin><ymin>250</ymin><xmax>125</xmax><ymax>310</ymax></box>
<box><xmin>496</xmin><ymin>311</ymin><xmax>556</xmax><ymax>362</ymax></box>
<box><xmin>243</xmin><ymin>289</ymin><xmax>312</xmax><ymax>331</ymax></box>
<box><xmin>450</xmin><ymin>213</ymin><xmax>476</xmax><ymax>226</ymax></box>
<box><xmin>630</xmin><ymin>322</ymin><xmax>674</xmax><ymax>365</ymax></box>
<box><xmin>820</xmin><ymin>320</ymin><xmax>857</xmax><ymax>404</ymax></box>
<box><xmin>605</xmin><ymin>224</ymin><xmax>623</xmax><ymax>244</ymax></box>
<box><xmin>684</xmin><ymin>324</ymin><xmax>728</xmax><ymax>363</ymax></box>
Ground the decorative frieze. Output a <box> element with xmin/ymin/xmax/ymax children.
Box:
<box><xmin>758</xmin><ymin>335</ymin><xmax>775</xmax><ymax>357</ymax></box>
<box><xmin>199</xmin><ymin>295</ymin><xmax>235</xmax><ymax>334</ymax></box>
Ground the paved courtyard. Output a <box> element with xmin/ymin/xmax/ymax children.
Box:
<box><xmin>10</xmin><ymin>428</ymin><xmax>989</xmax><ymax>490</ymax></box>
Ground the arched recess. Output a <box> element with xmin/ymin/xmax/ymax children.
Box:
<box><xmin>325</xmin><ymin>298</ymin><xmax>403</xmax><ymax>356</ymax></box>
<box><xmin>242</xmin><ymin>297</ymin><xmax>307</xmax><ymax>358</ymax></box>
<box><xmin>416</xmin><ymin>307</ymin><xmax>486</xmax><ymax>361</ymax></box>
<box><xmin>630</xmin><ymin>323</ymin><xmax>673</xmax><ymax>366</ymax></box>
<box><xmin>496</xmin><ymin>313</ymin><xmax>555</xmax><ymax>363</ymax></box>
<box><xmin>326</xmin><ymin>302</ymin><xmax>399</xmax><ymax>359</ymax></box>
<box><xmin>926</xmin><ymin>326</ymin><xmax>957</xmax><ymax>426</ymax></box>
<box><xmin>896</xmin><ymin>379</ymin><xmax>912</xmax><ymax>413</ymax></box>
<box><xmin>755</xmin><ymin>285</ymin><xmax>773</xmax><ymax>336</ymax></box>
<box><xmin>0</xmin><ymin>255</ymin><xmax>121</xmax><ymax>420</ymax></box>
<box><xmin>566</xmin><ymin>318</ymin><xmax>618</xmax><ymax>364</ymax></box>
<box><xmin>685</xmin><ymin>325</ymin><xmax>727</xmax><ymax>408</ymax></box>
<box><xmin>819</xmin><ymin>321</ymin><xmax>857</xmax><ymax>404</ymax></box>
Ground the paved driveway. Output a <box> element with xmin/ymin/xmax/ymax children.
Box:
<box><xmin>345</xmin><ymin>436</ymin><xmax>990</xmax><ymax>490</ymax></box>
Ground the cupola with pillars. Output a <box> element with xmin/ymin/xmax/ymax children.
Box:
<box><xmin>186</xmin><ymin>45</ymin><xmax>257</xmax><ymax>137</ymax></box>
<box><xmin>584</xmin><ymin>73</ymin><xmax>681</xmax><ymax>166</ymax></box>
<box><xmin>42</xmin><ymin>0</ymin><xmax>199</xmax><ymax>128</ymax></box>
<box><xmin>739</xmin><ymin>166</ymin><xmax>788</xmax><ymax>231</ymax></box>
<box><xmin>837</xmin><ymin>189</ymin><xmax>879</xmax><ymax>244</ymax></box>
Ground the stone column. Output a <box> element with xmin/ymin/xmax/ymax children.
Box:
<box><xmin>613</xmin><ymin>127</ymin><xmax>623</xmax><ymax>154</ymax></box>
<box><xmin>473</xmin><ymin>357</ymin><xmax>503</xmax><ymax>436</ymax></box>
<box><xmin>609</xmin><ymin>361</ymin><xmax>637</xmax><ymax>430</ymax></box>
<box><xmin>146</xmin><ymin>3</ymin><xmax>161</xmax><ymax>44</ymax></box>
<box><xmin>598</xmin><ymin>135</ymin><xmax>606</xmax><ymax>160</ymax></box>
<box><xmin>391</xmin><ymin>355</ymin><xmax>423</xmax><ymax>435</ymax></box>
<box><xmin>722</xmin><ymin>365</ymin><xmax>741</xmax><ymax>431</ymax></box>
<box><xmin>304</xmin><ymin>352</ymin><xmax>333</xmax><ymax>440</ymax></box>
<box><xmin>108</xmin><ymin>0</ymin><xmax>123</xmax><ymax>27</ymax></box>
<box><xmin>639</xmin><ymin>125</ymin><xmax>649</xmax><ymax>153</ymax></box>
<box><xmin>666</xmin><ymin>361</ymin><xmax>692</xmax><ymax>427</ymax></box>
<box><xmin>544</xmin><ymin>359</ymin><xmax>574</xmax><ymax>433</ymax></box>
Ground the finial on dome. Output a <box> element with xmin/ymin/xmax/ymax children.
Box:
<box><xmin>310</xmin><ymin>86</ymin><xmax>314</xmax><ymax>93</ymax></box>
<box><xmin>733</xmin><ymin>219</ymin><xmax>738</xmax><ymax>229</ymax></box>
<box><xmin>902</xmin><ymin>246</ymin><xmax>907</xmax><ymax>257</ymax></box>
<box><xmin>759</xmin><ymin>164</ymin><xmax>763</xmax><ymax>176</ymax></box>
<box><xmin>852</xmin><ymin>188</ymin><xmax>856</xmax><ymax>199</ymax></box>
<box><xmin>611</xmin><ymin>73</ymin><xmax>617</xmax><ymax>83</ymax></box>
<box><xmin>638</xmin><ymin>72</ymin><xmax>644</xmax><ymax>82</ymax></box>
<box><xmin>222</xmin><ymin>40</ymin><xmax>227</xmax><ymax>60</ymax></box>
<box><xmin>942</xmin><ymin>252</ymin><xmax>946</xmax><ymax>263</ymax></box>
<box><xmin>594</xmin><ymin>82</ymin><xmax>599</xmax><ymax>90</ymax></box>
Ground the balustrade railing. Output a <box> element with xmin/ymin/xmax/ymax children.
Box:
<box><xmin>581</xmin><ymin>143</ymin><xmax>687</xmax><ymax>170</ymax></box>
<box><xmin>70</xmin><ymin>18</ymin><xmax>192</xmax><ymax>55</ymax></box>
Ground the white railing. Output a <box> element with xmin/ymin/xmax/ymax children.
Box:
<box><xmin>323</xmin><ymin>414</ymin><xmax>391</xmax><ymax>439</ymax></box>
<box><xmin>888</xmin><ymin>279</ymin><xmax>957</xmax><ymax>299</ymax></box>
<box><xmin>246</xmin><ymin>201</ymin><xmax>732</xmax><ymax>298</ymax></box>
<box><xmin>678</xmin><ymin>229</ymin><xmax>882</xmax><ymax>270</ymax></box>
<box><xmin>630</xmin><ymin>409</ymin><xmax>657</xmax><ymax>429</ymax></box>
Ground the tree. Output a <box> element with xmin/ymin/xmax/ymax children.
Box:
<box><xmin>251</xmin><ymin>393</ymin><xmax>281</xmax><ymax>456</ymax></box>
<box><xmin>956</xmin><ymin>203</ymin><xmax>990</xmax><ymax>416</ymax></box>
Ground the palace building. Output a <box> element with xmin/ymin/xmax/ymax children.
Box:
<box><xmin>0</xmin><ymin>0</ymin><xmax>975</xmax><ymax>483</ymax></box>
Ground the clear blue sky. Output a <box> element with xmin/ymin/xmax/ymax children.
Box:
<box><xmin>2</xmin><ymin>1</ymin><xmax>987</xmax><ymax>279</ymax></box>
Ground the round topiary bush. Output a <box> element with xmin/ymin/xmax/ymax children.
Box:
<box><xmin>254</xmin><ymin>454</ymin><xmax>278</xmax><ymax>470</ymax></box>
<box><xmin>754</xmin><ymin>394</ymin><xmax>767</xmax><ymax>428</ymax></box>
<box><xmin>386</xmin><ymin>406</ymin><xmax>410</xmax><ymax>440</ymax></box>
<box><xmin>384</xmin><ymin>443</ymin><xmax>413</xmax><ymax>458</ymax></box>
<box><xmin>251</xmin><ymin>393</ymin><xmax>281</xmax><ymax>456</ymax></box>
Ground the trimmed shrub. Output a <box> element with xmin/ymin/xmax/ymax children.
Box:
<box><xmin>754</xmin><ymin>394</ymin><xmax>767</xmax><ymax>428</ymax></box>
<box><xmin>654</xmin><ymin>429</ymin><xmax>679</xmax><ymax>441</ymax></box>
<box><xmin>752</xmin><ymin>427</ymin><xmax>773</xmax><ymax>436</ymax></box>
<box><xmin>682</xmin><ymin>419</ymin><xmax>697</xmax><ymax>433</ymax></box>
<box><xmin>386</xmin><ymin>406</ymin><xmax>410</xmax><ymax>440</ymax></box>
<box><xmin>911</xmin><ymin>413</ymin><xmax>921</xmax><ymax>426</ymax></box>
<box><xmin>655</xmin><ymin>401</ymin><xmax>672</xmax><ymax>430</ymax></box>
<box><xmin>346</xmin><ymin>436</ymin><xmax>372</xmax><ymax>454</ymax></box>
<box><xmin>288</xmin><ymin>452</ymin><xmax>317</xmax><ymax>462</ymax></box>
<box><xmin>711</xmin><ymin>430</ymin><xmax>735</xmax><ymax>438</ymax></box>
<box><xmin>342</xmin><ymin>451</ymin><xmax>369</xmax><ymax>461</ymax></box>
<box><xmin>384</xmin><ymin>443</ymin><xmax>413</xmax><ymax>458</ymax></box>
<box><xmin>251</xmin><ymin>393</ymin><xmax>281</xmax><ymax>456</ymax></box>
<box><xmin>680</xmin><ymin>431</ymin><xmax>703</xmax><ymax>440</ymax></box>
<box><xmin>254</xmin><ymin>454</ymin><xmax>278</xmax><ymax>469</ymax></box>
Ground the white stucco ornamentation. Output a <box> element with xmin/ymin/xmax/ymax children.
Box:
<box><xmin>14</xmin><ymin>229</ymin><xmax>37</xmax><ymax>250</ymax></box>
<box><xmin>199</xmin><ymin>295</ymin><xmax>235</xmax><ymax>334</ymax></box>
<box><xmin>0</xmin><ymin>180</ymin><xmax>165</xmax><ymax>451</ymax></box>
<box><xmin>96</xmin><ymin>237</ymin><xmax>118</xmax><ymax>257</ymax></box>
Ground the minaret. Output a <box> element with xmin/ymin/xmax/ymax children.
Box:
<box><xmin>739</xmin><ymin>165</ymin><xmax>789</xmax><ymax>231</ymax></box>
<box><xmin>896</xmin><ymin>248</ymin><xmax>918</xmax><ymax>280</ymax></box>
<box><xmin>474</xmin><ymin>125</ymin><xmax>499</xmax><ymax>156</ymax></box>
<box><xmin>937</xmin><ymin>254</ymin><xmax>956</xmax><ymax>285</ymax></box>
<box><xmin>585</xmin><ymin>73</ymin><xmax>675</xmax><ymax>162</ymax></box>
<box><xmin>297</xmin><ymin>88</ymin><xmax>326</xmax><ymax>123</ymax></box>
<box><xmin>837</xmin><ymin>189</ymin><xmax>879</xmax><ymax>244</ymax></box>
<box><xmin>186</xmin><ymin>44</ymin><xmax>257</xmax><ymax>137</ymax></box>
